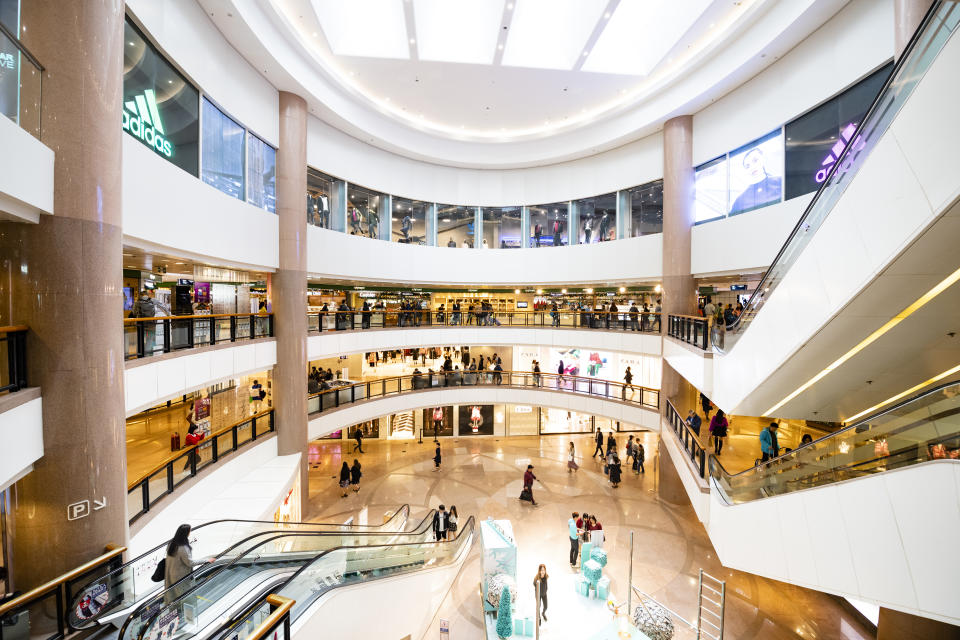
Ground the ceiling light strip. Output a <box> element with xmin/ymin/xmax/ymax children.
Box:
<box><xmin>574</xmin><ymin>0</ymin><xmax>621</xmax><ymax>72</ymax></box>
<box><xmin>762</xmin><ymin>264</ymin><xmax>960</xmax><ymax>417</ymax></box>
<box><xmin>841</xmin><ymin>363</ymin><xmax>960</xmax><ymax>425</ymax></box>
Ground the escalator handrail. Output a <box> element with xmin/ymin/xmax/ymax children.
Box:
<box><xmin>710</xmin><ymin>379</ymin><xmax>960</xmax><ymax>480</ymax></box>
<box><xmin>713</xmin><ymin>0</ymin><xmax>950</xmax><ymax>353</ymax></box>
<box><xmin>127</xmin><ymin>509</ymin><xmax>437</xmax><ymax>640</ymax></box>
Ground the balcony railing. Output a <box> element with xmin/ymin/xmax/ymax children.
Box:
<box><xmin>127</xmin><ymin>409</ymin><xmax>275</xmax><ymax>525</ymax></box>
<box><xmin>308</xmin><ymin>309</ymin><xmax>661</xmax><ymax>333</ymax></box>
<box><xmin>667</xmin><ymin>314</ymin><xmax>709</xmax><ymax>350</ymax></box>
<box><xmin>307</xmin><ymin>370</ymin><xmax>659</xmax><ymax>414</ymax></box>
<box><xmin>0</xmin><ymin>325</ymin><xmax>28</xmax><ymax>393</ymax></box>
<box><xmin>123</xmin><ymin>313</ymin><xmax>273</xmax><ymax>361</ymax></box>
<box><xmin>0</xmin><ymin>20</ymin><xmax>43</xmax><ymax>139</ymax></box>
<box><xmin>665</xmin><ymin>399</ymin><xmax>707</xmax><ymax>478</ymax></box>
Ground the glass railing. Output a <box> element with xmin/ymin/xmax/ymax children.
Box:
<box><xmin>0</xmin><ymin>20</ymin><xmax>43</xmax><ymax>139</ymax></box>
<box><xmin>667</xmin><ymin>315</ymin><xmax>708</xmax><ymax>350</ymax></box>
<box><xmin>665</xmin><ymin>399</ymin><xmax>707</xmax><ymax>478</ymax></box>
<box><xmin>710</xmin><ymin>381</ymin><xmax>960</xmax><ymax>505</ymax></box>
<box><xmin>207</xmin><ymin>594</ymin><xmax>294</xmax><ymax>640</ymax></box>
<box><xmin>307</xmin><ymin>370</ymin><xmax>660</xmax><ymax>415</ymax></box>
<box><xmin>127</xmin><ymin>409</ymin><xmax>276</xmax><ymax>525</ymax></box>
<box><xmin>0</xmin><ymin>325</ymin><xmax>28</xmax><ymax>393</ymax></box>
<box><xmin>308</xmin><ymin>308</ymin><xmax>661</xmax><ymax>333</ymax></box>
<box><xmin>131</xmin><ymin>512</ymin><xmax>450</xmax><ymax>640</ymax></box>
<box><xmin>123</xmin><ymin>313</ymin><xmax>273</xmax><ymax>361</ymax></box>
<box><xmin>68</xmin><ymin>505</ymin><xmax>411</xmax><ymax>630</ymax></box>
<box><xmin>712</xmin><ymin>0</ymin><xmax>960</xmax><ymax>354</ymax></box>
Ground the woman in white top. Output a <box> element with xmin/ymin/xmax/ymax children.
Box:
<box><xmin>447</xmin><ymin>506</ymin><xmax>459</xmax><ymax>535</ymax></box>
<box><xmin>567</xmin><ymin>442</ymin><xmax>579</xmax><ymax>473</ymax></box>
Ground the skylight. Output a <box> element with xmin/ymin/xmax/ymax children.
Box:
<box><xmin>501</xmin><ymin>0</ymin><xmax>608</xmax><ymax>71</ymax></box>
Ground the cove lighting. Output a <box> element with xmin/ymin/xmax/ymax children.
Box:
<box><xmin>842</xmin><ymin>363</ymin><xmax>960</xmax><ymax>425</ymax></box>
<box><xmin>763</xmin><ymin>264</ymin><xmax>960</xmax><ymax>417</ymax></box>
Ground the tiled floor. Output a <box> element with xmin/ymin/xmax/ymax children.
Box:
<box><xmin>306</xmin><ymin>434</ymin><xmax>874</xmax><ymax>640</ymax></box>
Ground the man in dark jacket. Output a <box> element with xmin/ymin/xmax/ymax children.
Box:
<box><xmin>433</xmin><ymin>504</ymin><xmax>449</xmax><ymax>540</ymax></box>
<box><xmin>593</xmin><ymin>430</ymin><xmax>604</xmax><ymax>458</ymax></box>
<box><xmin>522</xmin><ymin>465</ymin><xmax>538</xmax><ymax>506</ymax></box>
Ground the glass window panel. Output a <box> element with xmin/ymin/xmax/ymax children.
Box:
<box><xmin>307</xmin><ymin>168</ymin><xmax>334</xmax><ymax>229</ymax></box>
<box><xmin>347</xmin><ymin>183</ymin><xmax>386</xmax><ymax>238</ymax></box>
<box><xmin>694</xmin><ymin>156</ymin><xmax>727</xmax><ymax>223</ymax></box>
<box><xmin>246</xmin><ymin>134</ymin><xmax>276</xmax><ymax>213</ymax></box>
<box><xmin>201</xmin><ymin>97</ymin><xmax>245</xmax><ymax>200</ymax></box>
<box><xmin>575</xmin><ymin>193</ymin><xmax>616</xmax><ymax>244</ymax></box>
<box><xmin>438</xmin><ymin>205</ymin><xmax>476</xmax><ymax>248</ymax></box>
<box><xmin>506</xmin><ymin>405</ymin><xmax>538</xmax><ymax>436</ymax></box>
<box><xmin>392</xmin><ymin>197</ymin><xmax>428</xmax><ymax>244</ymax></box>
<box><xmin>727</xmin><ymin>129</ymin><xmax>783</xmax><ymax>216</ymax></box>
<box><xmin>482</xmin><ymin>207</ymin><xmax>521</xmax><ymax>249</ymax></box>
<box><xmin>123</xmin><ymin>18</ymin><xmax>199</xmax><ymax>176</ymax></box>
<box><xmin>529</xmin><ymin>202</ymin><xmax>568</xmax><ymax>247</ymax></box>
<box><xmin>0</xmin><ymin>0</ymin><xmax>16</xmax><ymax>33</ymax></box>
<box><xmin>0</xmin><ymin>0</ymin><xmax>19</xmax><ymax>126</ymax></box>
<box><xmin>626</xmin><ymin>180</ymin><xmax>663</xmax><ymax>236</ymax></box>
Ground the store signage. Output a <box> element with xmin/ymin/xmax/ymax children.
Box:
<box><xmin>730</xmin><ymin>284</ymin><xmax>747</xmax><ymax>291</ymax></box>
<box><xmin>67</xmin><ymin>496</ymin><xmax>107</xmax><ymax>521</ymax></box>
<box><xmin>815</xmin><ymin>122</ymin><xmax>863</xmax><ymax>183</ymax></box>
<box><xmin>514</xmin><ymin>406</ymin><xmax>533</xmax><ymax>413</ymax></box>
<box><xmin>0</xmin><ymin>52</ymin><xmax>14</xmax><ymax>70</ymax></box>
<box><xmin>122</xmin><ymin>89</ymin><xmax>174</xmax><ymax>158</ymax></box>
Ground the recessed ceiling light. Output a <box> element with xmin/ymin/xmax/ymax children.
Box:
<box><xmin>128</xmin><ymin>41</ymin><xmax>135</xmax><ymax>46</ymax></box>
<box><xmin>604</xmin><ymin>12</ymin><xmax>611</xmax><ymax>19</ymax></box>
<box><xmin>442</xmin><ymin>218</ymin><xmax>451</xmax><ymax>222</ymax></box>
<box><xmin>312</xmin><ymin>31</ymin><xmax>318</xmax><ymax>37</ymax></box>
<box><xmin>709</xmin><ymin>23</ymin><xmax>715</xmax><ymax>28</ymax></box>
<box><xmin>506</xmin><ymin>3</ymin><xmax>514</xmax><ymax>9</ymax></box>
<box><xmin>498</xmin><ymin>44</ymin><xmax>503</xmax><ymax>50</ymax></box>
<box><xmin>561</xmin><ymin>288</ymin><xmax>567</xmax><ymax>294</ymax></box>
<box><xmin>583</xmin><ymin>51</ymin><xmax>589</xmax><ymax>57</ymax></box>
<box><xmin>409</xmin><ymin>38</ymin><xmax>416</xmax><ymax>44</ymax></box>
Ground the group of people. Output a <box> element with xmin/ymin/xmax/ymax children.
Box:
<box><xmin>567</xmin><ymin>511</ymin><xmax>606</xmax><ymax>567</ymax></box>
<box><xmin>431</xmin><ymin>504</ymin><xmax>460</xmax><ymax>540</ymax></box>
<box><xmin>307</xmin><ymin>366</ymin><xmax>336</xmax><ymax>394</ymax></box>
<box><xmin>586</xmin><ymin>431</ymin><xmax>646</xmax><ymax>487</ymax></box>
<box><xmin>700</xmin><ymin>295</ymin><xmax>745</xmax><ymax>328</ymax></box>
<box><xmin>338</xmin><ymin>459</ymin><xmax>363</xmax><ymax>497</ymax></box>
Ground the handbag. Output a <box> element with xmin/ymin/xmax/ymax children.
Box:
<box><xmin>151</xmin><ymin>558</ymin><xmax>165</xmax><ymax>583</ymax></box>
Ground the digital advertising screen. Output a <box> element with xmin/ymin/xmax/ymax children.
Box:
<box><xmin>728</xmin><ymin>129</ymin><xmax>784</xmax><ymax>215</ymax></box>
<box><xmin>694</xmin><ymin>156</ymin><xmax>728</xmax><ymax>223</ymax></box>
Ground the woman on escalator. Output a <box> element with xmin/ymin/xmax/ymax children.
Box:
<box><xmin>164</xmin><ymin>524</ymin><xmax>195</xmax><ymax>602</ymax></box>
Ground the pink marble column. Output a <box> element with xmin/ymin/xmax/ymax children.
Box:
<box><xmin>878</xmin><ymin>607</ymin><xmax>960</xmax><ymax>639</ymax></box>
<box><xmin>273</xmin><ymin>92</ymin><xmax>309</xmax><ymax>517</ymax></box>
<box><xmin>894</xmin><ymin>0</ymin><xmax>935</xmax><ymax>59</ymax></box>
<box><xmin>0</xmin><ymin>0</ymin><xmax>127</xmax><ymax>588</ymax></box>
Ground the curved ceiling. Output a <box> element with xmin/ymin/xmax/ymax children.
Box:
<box><xmin>201</xmin><ymin>0</ymin><xmax>848</xmax><ymax>168</ymax></box>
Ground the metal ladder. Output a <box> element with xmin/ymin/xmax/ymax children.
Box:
<box><xmin>696</xmin><ymin>569</ymin><xmax>726</xmax><ymax>639</ymax></box>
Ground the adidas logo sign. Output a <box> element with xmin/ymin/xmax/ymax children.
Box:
<box><xmin>122</xmin><ymin>89</ymin><xmax>173</xmax><ymax>157</ymax></box>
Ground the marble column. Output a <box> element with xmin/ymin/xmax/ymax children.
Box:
<box><xmin>657</xmin><ymin>440</ymin><xmax>689</xmax><ymax>506</ymax></box>
<box><xmin>878</xmin><ymin>607</ymin><xmax>960</xmax><ymax>639</ymax></box>
<box><xmin>0</xmin><ymin>0</ymin><xmax>127</xmax><ymax>588</ymax></box>
<box><xmin>273</xmin><ymin>92</ymin><xmax>309</xmax><ymax>518</ymax></box>
<box><xmin>894</xmin><ymin>0</ymin><xmax>935</xmax><ymax>59</ymax></box>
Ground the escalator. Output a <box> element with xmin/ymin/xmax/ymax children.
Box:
<box><xmin>67</xmin><ymin>505</ymin><xmax>413</xmax><ymax>631</ymax></box>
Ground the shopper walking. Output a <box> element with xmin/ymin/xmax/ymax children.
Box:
<box><xmin>593</xmin><ymin>430</ymin><xmax>604</xmax><ymax>458</ymax></box>
<box><xmin>609</xmin><ymin>457</ymin><xmax>622</xmax><ymax>488</ymax></box>
<box><xmin>533</xmin><ymin>565</ymin><xmax>549</xmax><ymax>624</ymax></box>
<box><xmin>183</xmin><ymin>422</ymin><xmax>205</xmax><ymax>472</ymax></box>
<box><xmin>556</xmin><ymin>360</ymin><xmax>564</xmax><ymax>388</ymax></box>
<box><xmin>622</xmin><ymin>366</ymin><xmax>634</xmax><ymax>400</ymax></box>
<box><xmin>760</xmin><ymin>422</ymin><xmax>780</xmax><ymax>463</ymax></box>
<box><xmin>433</xmin><ymin>443</ymin><xmax>442</xmax><ymax>471</ymax></box>
<box><xmin>532</xmin><ymin>360</ymin><xmax>541</xmax><ymax>387</ymax></box>
<box><xmin>164</xmin><ymin>524</ymin><xmax>195</xmax><ymax>601</ymax></box>
<box><xmin>625</xmin><ymin>435</ymin><xmax>635</xmax><ymax>465</ymax></box>
<box><xmin>567</xmin><ymin>442</ymin><xmax>579</xmax><ymax>472</ymax></box>
<box><xmin>568</xmin><ymin>513</ymin><xmax>581</xmax><ymax>566</ymax></box>
<box><xmin>520</xmin><ymin>465</ymin><xmax>538</xmax><ymax>505</ymax></box>
<box><xmin>338</xmin><ymin>462</ymin><xmax>350</xmax><ymax>498</ymax></box>
<box><xmin>350</xmin><ymin>459</ymin><xmax>362</xmax><ymax>493</ymax></box>
<box><xmin>634</xmin><ymin>442</ymin><xmax>645</xmax><ymax>474</ymax></box>
<box><xmin>710</xmin><ymin>410</ymin><xmax>729</xmax><ymax>455</ymax></box>
<box><xmin>433</xmin><ymin>504</ymin><xmax>449</xmax><ymax>540</ymax></box>
<box><xmin>432</xmin><ymin>407</ymin><xmax>444</xmax><ymax>440</ymax></box>
<box><xmin>353</xmin><ymin>427</ymin><xmax>364</xmax><ymax>453</ymax></box>
<box><xmin>701</xmin><ymin>393</ymin><xmax>713</xmax><ymax>420</ymax></box>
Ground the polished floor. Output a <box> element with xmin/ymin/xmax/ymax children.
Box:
<box><xmin>306</xmin><ymin>434</ymin><xmax>874</xmax><ymax>640</ymax></box>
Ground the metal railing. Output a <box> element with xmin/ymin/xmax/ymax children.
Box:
<box><xmin>308</xmin><ymin>308</ymin><xmax>661</xmax><ymax>333</ymax></box>
<box><xmin>0</xmin><ymin>325</ymin><xmax>28</xmax><ymax>393</ymax></box>
<box><xmin>307</xmin><ymin>370</ymin><xmax>659</xmax><ymax>414</ymax></box>
<box><xmin>127</xmin><ymin>409</ymin><xmax>275</xmax><ymax>525</ymax></box>
<box><xmin>123</xmin><ymin>312</ymin><xmax>273</xmax><ymax>361</ymax></box>
<box><xmin>0</xmin><ymin>19</ymin><xmax>43</xmax><ymax>139</ymax></box>
<box><xmin>667</xmin><ymin>314</ymin><xmax>708</xmax><ymax>350</ymax></box>
<box><xmin>712</xmin><ymin>0</ymin><xmax>959</xmax><ymax>354</ymax></box>
<box><xmin>665</xmin><ymin>399</ymin><xmax>707</xmax><ymax>478</ymax></box>
<box><xmin>210</xmin><ymin>594</ymin><xmax>294</xmax><ymax>640</ymax></box>
<box><xmin>0</xmin><ymin>545</ymin><xmax>125</xmax><ymax>640</ymax></box>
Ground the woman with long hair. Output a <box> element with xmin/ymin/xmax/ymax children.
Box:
<box><xmin>164</xmin><ymin>524</ymin><xmax>194</xmax><ymax>600</ymax></box>
<box><xmin>710</xmin><ymin>410</ymin><xmax>729</xmax><ymax>456</ymax></box>
<box><xmin>350</xmin><ymin>459</ymin><xmax>362</xmax><ymax>493</ymax></box>
<box><xmin>567</xmin><ymin>442</ymin><xmax>579</xmax><ymax>473</ymax></box>
<box><xmin>533</xmin><ymin>564</ymin><xmax>549</xmax><ymax>624</ymax></box>
<box><xmin>339</xmin><ymin>461</ymin><xmax>350</xmax><ymax>498</ymax></box>
<box><xmin>447</xmin><ymin>505</ymin><xmax>459</xmax><ymax>534</ymax></box>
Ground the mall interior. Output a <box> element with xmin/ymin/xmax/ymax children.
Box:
<box><xmin>0</xmin><ymin>0</ymin><xmax>958</xmax><ymax>638</ymax></box>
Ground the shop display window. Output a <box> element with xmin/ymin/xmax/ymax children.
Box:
<box><xmin>625</xmin><ymin>180</ymin><xmax>663</xmax><ymax>237</ymax></box>
<box><xmin>694</xmin><ymin>156</ymin><xmax>728</xmax><ymax>223</ymax></box>
<box><xmin>483</xmin><ymin>207</ymin><xmax>522</xmax><ymax>249</ymax></box>
<box><xmin>506</xmin><ymin>405</ymin><xmax>539</xmax><ymax>436</ymax></box>
<box><xmin>246</xmin><ymin>133</ymin><xmax>276</xmax><ymax>213</ymax></box>
<box><xmin>388</xmin><ymin>411</ymin><xmax>416</xmax><ymax>439</ymax></box>
<box><xmin>347</xmin><ymin>183</ymin><xmax>387</xmax><ymax>239</ymax></box>
<box><xmin>575</xmin><ymin>193</ymin><xmax>616</xmax><ymax>244</ymax></box>
<box><xmin>438</xmin><ymin>205</ymin><xmax>476</xmax><ymax>248</ymax></box>
<box><xmin>540</xmin><ymin>408</ymin><xmax>593</xmax><ymax>434</ymax></box>
<box><xmin>458</xmin><ymin>404</ymin><xmax>494</xmax><ymax>436</ymax></box>
<box><xmin>201</xmin><ymin>97</ymin><xmax>245</xmax><ymax>201</ymax></box>
<box><xmin>393</xmin><ymin>196</ymin><xmax>429</xmax><ymax>244</ymax></box>
<box><xmin>123</xmin><ymin>18</ymin><xmax>199</xmax><ymax>176</ymax></box>
<box><xmin>529</xmin><ymin>202</ymin><xmax>568</xmax><ymax>247</ymax></box>
<box><xmin>307</xmin><ymin>168</ymin><xmax>344</xmax><ymax>231</ymax></box>
<box><xmin>422</xmin><ymin>407</ymin><xmax>454</xmax><ymax>438</ymax></box>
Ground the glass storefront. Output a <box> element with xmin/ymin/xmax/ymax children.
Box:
<box><xmin>506</xmin><ymin>405</ymin><xmax>538</xmax><ymax>436</ymax></box>
<box><xmin>483</xmin><ymin>207</ymin><xmax>522</xmax><ymax>249</ymax></box>
<box><xmin>624</xmin><ymin>180</ymin><xmax>663</xmax><ymax>237</ymax></box>
<box><xmin>348</xmin><ymin>183</ymin><xmax>387</xmax><ymax>238</ymax></box>
<box><xmin>246</xmin><ymin>133</ymin><xmax>276</xmax><ymax>213</ymax></box>
<box><xmin>458</xmin><ymin>404</ymin><xmax>494</xmax><ymax>436</ymax></box>
<box><xmin>575</xmin><ymin>193</ymin><xmax>616</xmax><ymax>244</ymax></box>
<box><xmin>393</xmin><ymin>197</ymin><xmax>429</xmax><ymax>244</ymax></box>
<box><xmin>540</xmin><ymin>407</ymin><xmax>593</xmax><ymax>434</ymax></box>
<box><xmin>307</xmin><ymin>168</ymin><xmax>334</xmax><ymax>229</ymax></box>
<box><xmin>529</xmin><ymin>202</ymin><xmax>568</xmax><ymax>247</ymax></box>
<box><xmin>438</xmin><ymin>205</ymin><xmax>476</xmax><ymax>248</ymax></box>
<box><xmin>422</xmin><ymin>407</ymin><xmax>454</xmax><ymax>438</ymax></box>
<box><xmin>201</xmin><ymin>97</ymin><xmax>245</xmax><ymax>201</ymax></box>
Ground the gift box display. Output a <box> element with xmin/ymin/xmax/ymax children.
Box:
<box><xmin>589</xmin><ymin>547</ymin><xmax>608</xmax><ymax>568</ymax></box>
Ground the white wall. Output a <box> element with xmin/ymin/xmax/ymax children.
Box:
<box><xmin>693</xmin><ymin>0</ymin><xmax>893</xmax><ymax>165</ymax></box>
<box><xmin>308</xmin><ymin>327</ymin><xmax>662</xmax><ymax>361</ymax></box>
<box><xmin>122</xmin><ymin>136</ymin><xmax>280</xmax><ymax>271</ymax></box>
<box><xmin>0</xmin><ymin>114</ymin><xmax>54</xmax><ymax>222</ymax></box>
<box><xmin>308</xmin><ymin>387</ymin><xmax>660</xmax><ymax>441</ymax></box>
<box><xmin>663</xmin><ymin>339</ymin><xmax>713</xmax><ymax>397</ymax></box>
<box><xmin>0</xmin><ymin>393</ymin><xmax>43</xmax><ymax>492</ymax></box>
<box><xmin>707</xmin><ymin>461</ymin><xmax>960</xmax><ymax>626</ymax></box>
<box><xmin>124</xmin><ymin>340</ymin><xmax>277</xmax><ymax>415</ymax></box>
<box><xmin>126</xmin><ymin>0</ymin><xmax>279</xmax><ymax>145</ymax></box>
<box><xmin>307</xmin><ymin>227</ymin><xmax>662</xmax><ymax>286</ymax></box>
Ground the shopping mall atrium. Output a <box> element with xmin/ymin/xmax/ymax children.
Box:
<box><xmin>0</xmin><ymin>0</ymin><xmax>958</xmax><ymax>638</ymax></box>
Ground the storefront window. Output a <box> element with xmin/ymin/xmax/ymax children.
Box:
<box><xmin>246</xmin><ymin>133</ymin><xmax>276</xmax><ymax>213</ymax></box>
<box><xmin>483</xmin><ymin>207</ymin><xmax>522</xmax><ymax>248</ymax></box>
<box><xmin>393</xmin><ymin>196</ymin><xmax>428</xmax><ymax>244</ymax></box>
<box><xmin>201</xmin><ymin>97</ymin><xmax>245</xmax><ymax>200</ymax></box>
<box><xmin>0</xmin><ymin>0</ymin><xmax>21</xmax><ymax>127</ymax></box>
<box><xmin>506</xmin><ymin>405</ymin><xmax>538</xmax><ymax>436</ymax></box>
<box><xmin>123</xmin><ymin>18</ymin><xmax>199</xmax><ymax>176</ymax></box>
<box><xmin>540</xmin><ymin>408</ymin><xmax>593</xmax><ymax>434</ymax></box>
<box><xmin>438</xmin><ymin>205</ymin><xmax>476</xmax><ymax>248</ymax></box>
<box><xmin>422</xmin><ymin>407</ymin><xmax>454</xmax><ymax>437</ymax></box>
<box><xmin>347</xmin><ymin>183</ymin><xmax>386</xmax><ymax>239</ymax></box>
<box><xmin>388</xmin><ymin>411</ymin><xmax>416</xmax><ymax>439</ymax></box>
<box><xmin>575</xmin><ymin>193</ymin><xmax>616</xmax><ymax>244</ymax></box>
<box><xmin>458</xmin><ymin>404</ymin><xmax>494</xmax><ymax>436</ymax></box>
<box><xmin>529</xmin><ymin>202</ymin><xmax>568</xmax><ymax>247</ymax></box>
<box><xmin>625</xmin><ymin>180</ymin><xmax>663</xmax><ymax>237</ymax></box>
<box><xmin>307</xmin><ymin>168</ymin><xmax>334</xmax><ymax>229</ymax></box>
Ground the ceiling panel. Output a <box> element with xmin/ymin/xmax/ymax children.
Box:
<box><xmin>312</xmin><ymin>0</ymin><xmax>411</xmax><ymax>60</ymax></box>
<box><xmin>583</xmin><ymin>0</ymin><xmax>713</xmax><ymax>76</ymax></box>
<box><xmin>413</xmin><ymin>0</ymin><xmax>503</xmax><ymax>65</ymax></box>
<box><xmin>502</xmin><ymin>0</ymin><xmax>609</xmax><ymax>71</ymax></box>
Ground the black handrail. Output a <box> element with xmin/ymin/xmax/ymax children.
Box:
<box><xmin>667</xmin><ymin>314</ymin><xmax>708</xmax><ymax>350</ymax></box>
<box><xmin>0</xmin><ymin>20</ymin><xmax>44</xmax><ymax>72</ymax></box>
<box><xmin>665</xmin><ymin>399</ymin><xmax>707</xmax><ymax>478</ymax></box>
<box><xmin>713</xmin><ymin>0</ymin><xmax>951</xmax><ymax>353</ymax></box>
<box><xmin>0</xmin><ymin>325</ymin><xmax>28</xmax><ymax>393</ymax></box>
<box><xmin>123</xmin><ymin>313</ymin><xmax>274</xmax><ymax>361</ymax></box>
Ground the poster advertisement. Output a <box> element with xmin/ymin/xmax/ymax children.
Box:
<box><xmin>694</xmin><ymin>156</ymin><xmax>728</xmax><ymax>223</ymax></box>
<box><xmin>75</xmin><ymin>583</ymin><xmax>109</xmax><ymax>620</ymax></box>
<box><xmin>193</xmin><ymin>282</ymin><xmax>211</xmax><ymax>303</ymax></box>
<box><xmin>458</xmin><ymin>404</ymin><xmax>494</xmax><ymax>436</ymax></box>
<box><xmin>422</xmin><ymin>407</ymin><xmax>453</xmax><ymax>437</ymax></box>
<box><xmin>728</xmin><ymin>129</ymin><xmax>784</xmax><ymax>215</ymax></box>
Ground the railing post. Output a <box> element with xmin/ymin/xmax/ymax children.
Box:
<box><xmin>249</xmin><ymin>314</ymin><xmax>256</xmax><ymax>337</ymax></box>
<box><xmin>251</xmin><ymin>416</ymin><xmax>257</xmax><ymax>441</ymax></box>
<box><xmin>136</xmin><ymin>323</ymin><xmax>145</xmax><ymax>360</ymax></box>
<box><xmin>351</xmin><ymin>384</ymin><xmax>356</xmax><ymax>404</ymax></box>
<box><xmin>211</xmin><ymin>436</ymin><xmax>219</xmax><ymax>463</ymax></box>
<box><xmin>269</xmin><ymin>313</ymin><xmax>275</xmax><ymax>337</ymax></box>
<box><xmin>210</xmin><ymin>317</ymin><xmax>217</xmax><ymax>346</ymax></box>
<box><xmin>141</xmin><ymin>479</ymin><xmax>150</xmax><ymax>515</ymax></box>
<box><xmin>163</xmin><ymin>319</ymin><xmax>171</xmax><ymax>353</ymax></box>
<box><xmin>167</xmin><ymin>463</ymin><xmax>174</xmax><ymax>493</ymax></box>
<box><xmin>230</xmin><ymin>315</ymin><xmax>237</xmax><ymax>342</ymax></box>
<box><xmin>187</xmin><ymin>318</ymin><xmax>195</xmax><ymax>349</ymax></box>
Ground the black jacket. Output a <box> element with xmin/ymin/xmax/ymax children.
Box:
<box><xmin>433</xmin><ymin>510</ymin><xmax>448</xmax><ymax>538</ymax></box>
<box><xmin>350</xmin><ymin>464</ymin><xmax>362</xmax><ymax>484</ymax></box>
